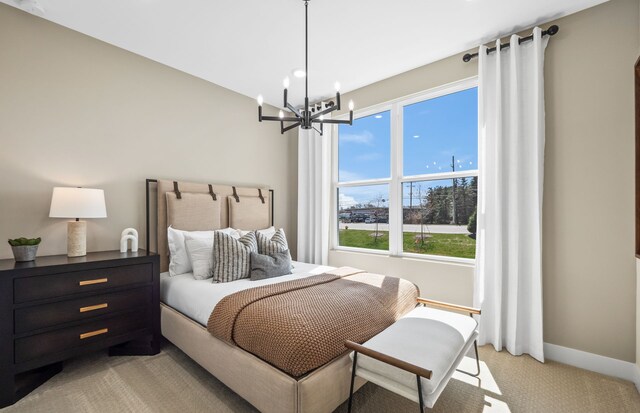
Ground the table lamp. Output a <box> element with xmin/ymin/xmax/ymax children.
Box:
<box><xmin>49</xmin><ymin>187</ymin><xmax>107</xmax><ymax>257</ymax></box>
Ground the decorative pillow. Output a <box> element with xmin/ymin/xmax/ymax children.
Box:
<box><xmin>250</xmin><ymin>250</ymin><xmax>292</xmax><ymax>281</ymax></box>
<box><xmin>184</xmin><ymin>235</ymin><xmax>213</xmax><ymax>280</ymax></box>
<box><xmin>184</xmin><ymin>228</ymin><xmax>241</xmax><ymax>280</ymax></box>
<box><xmin>256</xmin><ymin>228</ymin><xmax>292</xmax><ymax>266</ymax></box>
<box><xmin>213</xmin><ymin>231</ymin><xmax>258</xmax><ymax>283</ymax></box>
<box><xmin>167</xmin><ymin>227</ymin><xmax>213</xmax><ymax>276</ymax></box>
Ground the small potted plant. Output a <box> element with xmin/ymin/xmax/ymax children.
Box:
<box><xmin>8</xmin><ymin>237</ymin><xmax>41</xmax><ymax>262</ymax></box>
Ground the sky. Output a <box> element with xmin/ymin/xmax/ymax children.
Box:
<box><xmin>338</xmin><ymin>87</ymin><xmax>478</xmax><ymax>208</ymax></box>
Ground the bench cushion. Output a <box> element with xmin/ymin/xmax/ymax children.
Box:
<box><xmin>352</xmin><ymin>306</ymin><xmax>478</xmax><ymax>400</ymax></box>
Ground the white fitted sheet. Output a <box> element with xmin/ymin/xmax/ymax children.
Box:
<box><xmin>160</xmin><ymin>261</ymin><xmax>334</xmax><ymax>326</ymax></box>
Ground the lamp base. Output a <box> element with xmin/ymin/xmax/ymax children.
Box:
<box><xmin>67</xmin><ymin>221</ymin><xmax>87</xmax><ymax>257</ymax></box>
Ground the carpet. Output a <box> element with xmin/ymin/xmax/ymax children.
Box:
<box><xmin>2</xmin><ymin>342</ymin><xmax>639</xmax><ymax>412</ymax></box>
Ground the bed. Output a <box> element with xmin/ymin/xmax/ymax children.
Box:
<box><xmin>146</xmin><ymin>179</ymin><xmax>418</xmax><ymax>413</ymax></box>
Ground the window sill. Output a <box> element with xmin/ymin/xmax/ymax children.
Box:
<box><xmin>331</xmin><ymin>246</ymin><xmax>476</xmax><ymax>267</ymax></box>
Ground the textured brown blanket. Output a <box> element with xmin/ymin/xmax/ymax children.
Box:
<box><xmin>207</xmin><ymin>267</ymin><xmax>418</xmax><ymax>377</ymax></box>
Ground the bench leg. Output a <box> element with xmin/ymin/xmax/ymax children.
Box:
<box><xmin>455</xmin><ymin>340</ymin><xmax>481</xmax><ymax>377</ymax></box>
<box><xmin>416</xmin><ymin>375</ymin><xmax>425</xmax><ymax>412</ymax></box>
<box><xmin>348</xmin><ymin>352</ymin><xmax>358</xmax><ymax>413</ymax></box>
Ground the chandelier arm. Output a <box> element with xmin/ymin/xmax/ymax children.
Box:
<box><xmin>313</xmin><ymin>118</ymin><xmax>353</xmax><ymax>124</ymax></box>
<box><xmin>281</xmin><ymin>121</ymin><xmax>302</xmax><ymax>134</ymax></box>
<box><xmin>283</xmin><ymin>89</ymin><xmax>303</xmax><ymax>117</ymax></box>
<box><xmin>286</xmin><ymin>103</ymin><xmax>302</xmax><ymax>117</ymax></box>
<box><xmin>312</xmin><ymin>125</ymin><xmax>323</xmax><ymax>135</ymax></box>
<box><xmin>261</xmin><ymin>115</ymin><xmax>301</xmax><ymax>122</ymax></box>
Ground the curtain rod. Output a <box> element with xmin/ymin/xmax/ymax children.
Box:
<box><xmin>462</xmin><ymin>25</ymin><xmax>559</xmax><ymax>62</ymax></box>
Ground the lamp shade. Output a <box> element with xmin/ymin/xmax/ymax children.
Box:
<box><xmin>49</xmin><ymin>187</ymin><xmax>107</xmax><ymax>219</ymax></box>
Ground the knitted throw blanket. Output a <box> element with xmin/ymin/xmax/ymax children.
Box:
<box><xmin>207</xmin><ymin>267</ymin><xmax>418</xmax><ymax>377</ymax></box>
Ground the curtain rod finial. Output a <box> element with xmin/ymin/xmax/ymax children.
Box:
<box><xmin>546</xmin><ymin>25</ymin><xmax>559</xmax><ymax>36</ymax></box>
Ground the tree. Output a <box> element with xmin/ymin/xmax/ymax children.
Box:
<box><xmin>467</xmin><ymin>209</ymin><xmax>477</xmax><ymax>234</ymax></box>
<box><xmin>371</xmin><ymin>194</ymin><xmax>386</xmax><ymax>243</ymax></box>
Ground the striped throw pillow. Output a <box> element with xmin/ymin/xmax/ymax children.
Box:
<box><xmin>213</xmin><ymin>231</ymin><xmax>258</xmax><ymax>283</ymax></box>
<box><xmin>256</xmin><ymin>229</ymin><xmax>292</xmax><ymax>265</ymax></box>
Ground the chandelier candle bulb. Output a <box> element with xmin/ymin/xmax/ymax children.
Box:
<box><xmin>334</xmin><ymin>82</ymin><xmax>340</xmax><ymax>92</ymax></box>
<box><xmin>283</xmin><ymin>77</ymin><xmax>290</xmax><ymax>89</ymax></box>
<box><xmin>348</xmin><ymin>100</ymin><xmax>354</xmax><ymax>111</ymax></box>
<box><xmin>279</xmin><ymin>110</ymin><xmax>284</xmax><ymax>119</ymax></box>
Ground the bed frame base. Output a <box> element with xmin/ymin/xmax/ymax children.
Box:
<box><xmin>161</xmin><ymin>304</ymin><xmax>364</xmax><ymax>413</ymax></box>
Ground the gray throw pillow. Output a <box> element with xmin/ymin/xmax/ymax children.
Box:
<box><xmin>250</xmin><ymin>250</ymin><xmax>292</xmax><ymax>281</ymax></box>
<box><xmin>256</xmin><ymin>228</ymin><xmax>293</xmax><ymax>270</ymax></box>
<box><xmin>213</xmin><ymin>231</ymin><xmax>258</xmax><ymax>283</ymax></box>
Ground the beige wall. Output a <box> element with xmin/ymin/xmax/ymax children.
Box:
<box><xmin>0</xmin><ymin>4</ymin><xmax>298</xmax><ymax>260</ymax></box>
<box><xmin>332</xmin><ymin>0</ymin><xmax>639</xmax><ymax>362</ymax></box>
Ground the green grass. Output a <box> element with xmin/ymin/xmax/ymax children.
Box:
<box><xmin>338</xmin><ymin>229</ymin><xmax>476</xmax><ymax>259</ymax></box>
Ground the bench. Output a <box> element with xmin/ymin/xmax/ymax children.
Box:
<box><xmin>345</xmin><ymin>298</ymin><xmax>481</xmax><ymax>412</ymax></box>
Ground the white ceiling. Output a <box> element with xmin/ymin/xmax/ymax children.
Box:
<box><xmin>4</xmin><ymin>0</ymin><xmax>607</xmax><ymax>107</ymax></box>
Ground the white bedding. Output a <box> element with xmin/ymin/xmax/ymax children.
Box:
<box><xmin>160</xmin><ymin>261</ymin><xmax>334</xmax><ymax>326</ymax></box>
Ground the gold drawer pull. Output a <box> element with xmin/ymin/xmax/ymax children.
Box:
<box><xmin>79</xmin><ymin>303</ymin><xmax>108</xmax><ymax>313</ymax></box>
<box><xmin>79</xmin><ymin>278</ymin><xmax>108</xmax><ymax>286</ymax></box>
<box><xmin>80</xmin><ymin>328</ymin><xmax>108</xmax><ymax>340</ymax></box>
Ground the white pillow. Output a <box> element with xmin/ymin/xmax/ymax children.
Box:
<box><xmin>238</xmin><ymin>226</ymin><xmax>276</xmax><ymax>238</ymax></box>
<box><xmin>184</xmin><ymin>234</ymin><xmax>214</xmax><ymax>280</ymax></box>
<box><xmin>174</xmin><ymin>228</ymin><xmax>240</xmax><ymax>280</ymax></box>
<box><xmin>167</xmin><ymin>227</ymin><xmax>239</xmax><ymax>277</ymax></box>
<box><xmin>167</xmin><ymin>227</ymin><xmax>213</xmax><ymax>277</ymax></box>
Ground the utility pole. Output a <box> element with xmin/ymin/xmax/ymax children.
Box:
<box><xmin>451</xmin><ymin>155</ymin><xmax>457</xmax><ymax>225</ymax></box>
<box><xmin>409</xmin><ymin>182</ymin><xmax>413</xmax><ymax>210</ymax></box>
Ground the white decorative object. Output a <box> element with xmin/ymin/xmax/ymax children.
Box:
<box><xmin>120</xmin><ymin>228</ymin><xmax>139</xmax><ymax>253</ymax></box>
<box><xmin>49</xmin><ymin>187</ymin><xmax>107</xmax><ymax>257</ymax></box>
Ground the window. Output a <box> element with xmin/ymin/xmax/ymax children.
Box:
<box><xmin>334</xmin><ymin>79</ymin><xmax>478</xmax><ymax>261</ymax></box>
<box><xmin>337</xmin><ymin>109</ymin><xmax>392</xmax><ymax>253</ymax></box>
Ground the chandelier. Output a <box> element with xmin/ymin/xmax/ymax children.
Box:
<box><xmin>256</xmin><ymin>0</ymin><xmax>354</xmax><ymax>135</ymax></box>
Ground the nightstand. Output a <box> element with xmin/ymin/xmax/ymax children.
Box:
<box><xmin>0</xmin><ymin>250</ymin><xmax>160</xmax><ymax>408</ymax></box>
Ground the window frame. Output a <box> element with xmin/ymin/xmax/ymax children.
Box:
<box><xmin>332</xmin><ymin>77</ymin><xmax>478</xmax><ymax>265</ymax></box>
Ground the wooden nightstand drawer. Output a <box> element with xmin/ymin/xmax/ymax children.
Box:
<box><xmin>14</xmin><ymin>287</ymin><xmax>151</xmax><ymax>334</ymax></box>
<box><xmin>14</xmin><ymin>310</ymin><xmax>150</xmax><ymax>364</ymax></box>
<box><xmin>14</xmin><ymin>263</ymin><xmax>152</xmax><ymax>303</ymax></box>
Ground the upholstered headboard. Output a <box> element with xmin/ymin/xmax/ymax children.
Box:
<box><xmin>145</xmin><ymin>179</ymin><xmax>273</xmax><ymax>273</ymax></box>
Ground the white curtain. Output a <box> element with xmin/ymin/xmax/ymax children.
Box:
<box><xmin>297</xmin><ymin>122</ymin><xmax>331</xmax><ymax>265</ymax></box>
<box><xmin>473</xmin><ymin>27</ymin><xmax>548</xmax><ymax>362</ymax></box>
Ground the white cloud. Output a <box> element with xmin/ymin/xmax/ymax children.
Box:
<box><xmin>340</xmin><ymin>185</ymin><xmax>389</xmax><ymax>207</ymax></box>
<box><xmin>339</xmin><ymin>193</ymin><xmax>358</xmax><ymax>208</ymax></box>
<box><xmin>339</xmin><ymin>130</ymin><xmax>374</xmax><ymax>145</ymax></box>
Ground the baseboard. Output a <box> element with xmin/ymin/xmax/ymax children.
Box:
<box><xmin>544</xmin><ymin>342</ymin><xmax>639</xmax><ymax>391</ymax></box>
